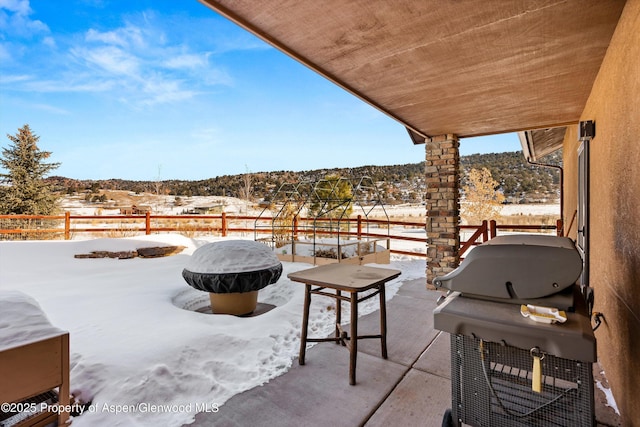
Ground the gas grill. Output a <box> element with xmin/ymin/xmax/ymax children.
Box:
<box><xmin>433</xmin><ymin>234</ymin><xmax>596</xmax><ymax>427</ymax></box>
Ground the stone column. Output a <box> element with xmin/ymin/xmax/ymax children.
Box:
<box><xmin>425</xmin><ymin>134</ymin><xmax>460</xmax><ymax>287</ymax></box>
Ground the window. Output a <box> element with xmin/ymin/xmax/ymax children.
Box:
<box><xmin>577</xmin><ymin>139</ymin><xmax>589</xmax><ymax>287</ymax></box>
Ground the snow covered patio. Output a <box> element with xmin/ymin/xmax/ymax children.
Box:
<box><xmin>0</xmin><ymin>235</ymin><xmax>620</xmax><ymax>426</ymax></box>
<box><xmin>192</xmin><ymin>276</ymin><xmax>452</xmax><ymax>426</ymax></box>
<box><xmin>192</xmin><ymin>278</ymin><xmax>621</xmax><ymax>427</ymax></box>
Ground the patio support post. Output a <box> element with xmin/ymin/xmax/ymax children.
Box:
<box><xmin>425</xmin><ymin>134</ymin><xmax>460</xmax><ymax>288</ymax></box>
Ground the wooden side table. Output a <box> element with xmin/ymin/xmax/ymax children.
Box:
<box><xmin>288</xmin><ymin>264</ymin><xmax>401</xmax><ymax>385</ymax></box>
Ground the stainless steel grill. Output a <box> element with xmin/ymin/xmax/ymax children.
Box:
<box><xmin>434</xmin><ymin>235</ymin><xmax>596</xmax><ymax>427</ymax></box>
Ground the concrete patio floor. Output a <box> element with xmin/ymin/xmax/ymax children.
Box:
<box><xmin>189</xmin><ymin>278</ymin><xmax>621</xmax><ymax>427</ymax></box>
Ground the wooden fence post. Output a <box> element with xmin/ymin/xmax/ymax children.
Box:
<box><xmin>293</xmin><ymin>215</ymin><xmax>299</xmax><ymax>240</ymax></box>
<box><xmin>481</xmin><ymin>220</ymin><xmax>488</xmax><ymax>242</ymax></box>
<box><xmin>489</xmin><ymin>220</ymin><xmax>497</xmax><ymax>239</ymax></box>
<box><xmin>221</xmin><ymin>212</ymin><xmax>227</xmax><ymax>237</ymax></box>
<box><xmin>65</xmin><ymin>211</ymin><xmax>71</xmax><ymax>240</ymax></box>
<box><xmin>557</xmin><ymin>219</ymin><xmax>563</xmax><ymax>236</ymax></box>
<box><xmin>145</xmin><ymin>212</ymin><xmax>151</xmax><ymax>235</ymax></box>
<box><xmin>357</xmin><ymin>215</ymin><xmax>362</xmax><ymax>240</ymax></box>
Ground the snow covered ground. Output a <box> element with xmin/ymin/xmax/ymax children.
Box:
<box><xmin>60</xmin><ymin>193</ymin><xmax>560</xmax><ymax>218</ymax></box>
<box><xmin>60</xmin><ymin>194</ymin><xmax>267</xmax><ymax>217</ymax></box>
<box><xmin>359</xmin><ymin>202</ymin><xmax>559</xmax><ymax>218</ymax></box>
<box><xmin>498</xmin><ymin>203</ymin><xmax>559</xmax><ymax>216</ymax></box>
<box><xmin>0</xmin><ymin>234</ymin><xmax>425</xmax><ymax>426</ymax></box>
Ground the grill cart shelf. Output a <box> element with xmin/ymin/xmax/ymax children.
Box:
<box><xmin>434</xmin><ymin>289</ymin><xmax>596</xmax><ymax>427</ymax></box>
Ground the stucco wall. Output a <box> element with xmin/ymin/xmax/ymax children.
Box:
<box><xmin>562</xmin><ymin>0</ymin><xmax>640</xmax><ymax>423</ymax></box>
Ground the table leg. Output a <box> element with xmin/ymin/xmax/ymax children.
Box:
<box><xmin>336</xmin><ymin>289</ymin><xmax>342</xmax><ymax>345</ymax></box>
<box><xmin>379</xmin><ymin>284</ymin><xmax>388</xmax><ymax>359</ymax></box>
<box><xmin>349</xmin><ymin>292</ymin><xmax>358</xmax><ymax>385</ymax></box>
<box><xmin>299</xmin><ymin>284</ymin><xmax>311</xmax><ymax>365</ymax></box>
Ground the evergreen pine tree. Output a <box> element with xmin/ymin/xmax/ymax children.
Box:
<box><xmin>0</xmin><ymin>125</ymin><xmax>60</xmax><ymax>215</ymax></box>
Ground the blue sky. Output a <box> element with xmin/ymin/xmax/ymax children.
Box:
<box><xmin>0</xmin><ymin>0</ymin><xmax>522</xmax><ymax>181</ymax></box>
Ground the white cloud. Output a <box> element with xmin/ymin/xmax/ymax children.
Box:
<box><xmin>0</xmin><ymin>0</ymin><xmax>49</xmax><ymax>37</ymax></box>
<box><xmin>0</xmin><ymin>0</ymin><xmax>30</xmax><ymax>15</ymax></box>
<box><xmin>139</xmin><ymin>77</ymin><xmax>198</xmax><ymax>106</ymax></box>
<box><xmin>72</xmin><ymin>18</ymin><xmax>234</xmax><ymax>106</ymax></box>
<box><xmin>76</xmin><ymin>45</ymin><xmax>140</xmax><ymax>75</ymax></box>
<box><xmin>85</xmin><ymin>25</ymin><xmax>146</xmax><ymax>49</ymax></box>
<box><xmin>164</xmin><ymin>53</ymin><xmax>208</xmax><ymax>69</ymax></box>
<box><xmin>201</xmin><ymin>68</ymin><xmax>234</xmax><ymax>86</ymax></box>
<box><xmin>31</xmin><ymin>103</ymin><xmax>71</xmax><ymax>115</ymax></box>
<box><xmin>42</xmin><ymin>36</ymin><xmax>55</xmax><ymax>47</ymax></box>
<box><xmin>0</xmin><ymin>73</ymin><xmax>31</xmax><ymax>84</ymax></box>
<box><xmin>3</xmin><ymin>9</ymin><xmax>237</xmax><ymax>108</ymax></box>
<box><xmin>74</xmin><ymin>21</ymin><xmax>199</xmax><ymax>104</ymax></box>
<box><xmin>24</xmin><ymin>78</ymin><xmax>114</xmax><ymax>93</ymax></box>
<box><xmin>0</xmin><ymin>42</ymin><xmax>12</xmax><ymax>61</ymax></box>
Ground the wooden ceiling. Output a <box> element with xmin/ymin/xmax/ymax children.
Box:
<box><xmin>199</xmin><ymin>0</ymin><xmax>626</xmax><ymax>140</ymax></box>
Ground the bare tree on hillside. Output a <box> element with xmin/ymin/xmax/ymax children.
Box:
<box><xmin>153</xmin><ymin>164</ymin><xmax>165</xmax><ymax>212</ymax></box>
<box><xmin>153</xmin><ymin>165</ymin><xmax>163</xmax><ymax>196</ymax></box>
<box><xmin>237</xmin><ymin>166</ymin><xmax>253</xmax><ymax>234</ymax></box>
<box><xmin>238</xmin><ymin>166</ymin><xmax>253</xmax><ymax>202</ymax></box>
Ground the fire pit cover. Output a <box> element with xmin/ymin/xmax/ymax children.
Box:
<box><xmin>182</xmin><ymin>240</ymin><xmax>282</xmax><ymax>294</ymax></box>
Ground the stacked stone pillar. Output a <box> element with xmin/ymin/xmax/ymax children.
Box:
<box><xmin>425</xmin><ymin>134</ymin><xmax>460</xmax><ymax>287</ymax></box>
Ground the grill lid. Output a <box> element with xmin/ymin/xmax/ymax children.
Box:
<box><xmin>434</xmin><ymin>235</ymin><xmax>583</xmax><ymax>300</ymax></box>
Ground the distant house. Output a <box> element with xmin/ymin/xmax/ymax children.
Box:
<box><xmin>119</xmin><ymin>205</ymin><xmax>152</xmax><ymax>215</ymax></box>
<box><xmin>184</xmin><ymin>205</ymin><xmax>224</xmax><ymax>215</ymax></box>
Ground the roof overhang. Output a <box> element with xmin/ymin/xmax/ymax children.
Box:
<box><xmin>518</xmin><ymin>127</ymin><xmax>567</xmax><ymax>162</ymax></box>
<box><xmin>199</xmin><ymin>0</ymin><xmax>625</xmax><ymax>142</ymax></box>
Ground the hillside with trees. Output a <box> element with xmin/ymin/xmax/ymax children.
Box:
<box><xmin>46</xmin><ymin>151</ymin><xmax>561</xmax><ymax>205</ymax></box>
<box><xmin>461</xmin><ymin>150</ymin><xmax>561</xmax><ymax>203</ymax></box>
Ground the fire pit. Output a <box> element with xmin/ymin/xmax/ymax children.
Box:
<box><xmin>182</xmin><ymin>240</ymin><xmax>282</xmax><ymax>315</ymax></box>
